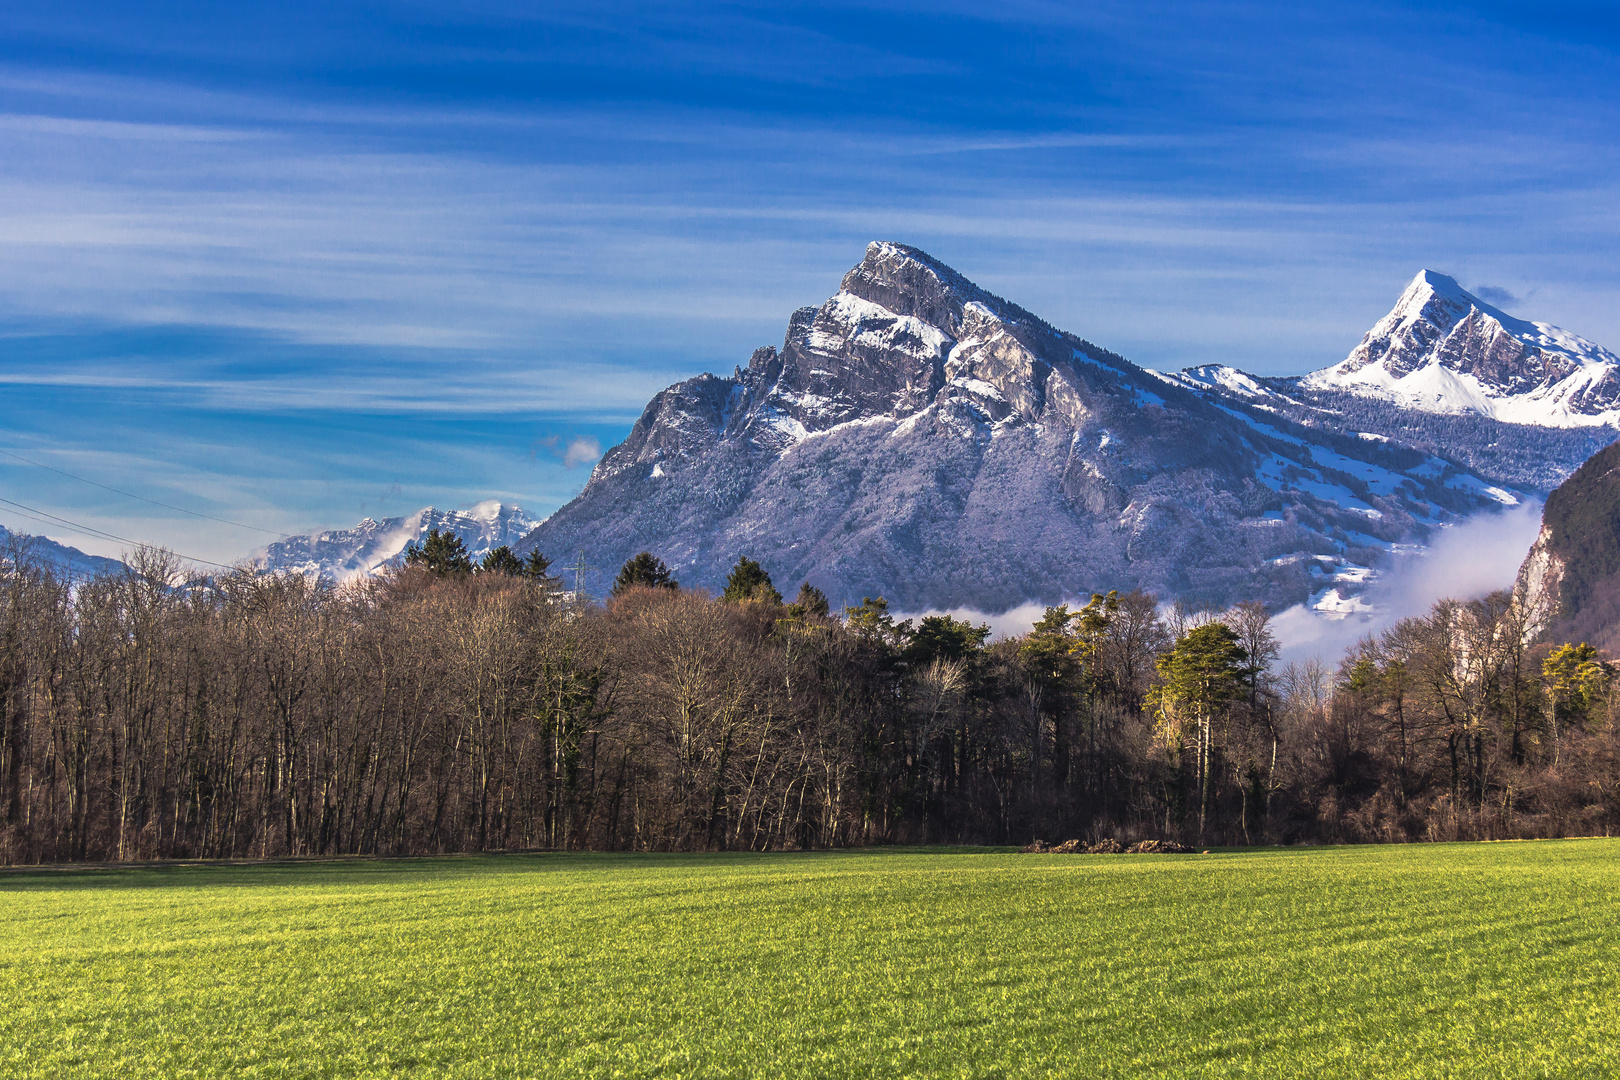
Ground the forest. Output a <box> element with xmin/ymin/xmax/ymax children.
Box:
<box><xmin>0</xmin><ymin>531</ymin><xmax>1616</xmax><ymax>864</ymax></box>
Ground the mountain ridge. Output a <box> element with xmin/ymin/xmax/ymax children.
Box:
<box><xmin>1301</xmin><ymin>269</ymin><xmax>1620</xmax><ymax>427</ymax></box>
<box><xmin>1152</xmin><ymin>270</ymin><xmax>1620</xmax><ymax>494</ymax></box>
<box><xmin>0</xmin><ymin>524</ymin><xmax>127</xmax><ymax>578</ymax></box>
<box><xmin>514</xmin><ymin>243</ymin><xmax>1546</xmax><ymax>614</ymax></box>
<box><xmin>256</xmin><ymin>501</ymin><xmax>537</xmax><ymax>581</ymax></box>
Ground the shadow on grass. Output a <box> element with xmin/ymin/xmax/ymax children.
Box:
<box><xmin>0</xmin><ymin>845</ymin><xmax>1020</xmax><ymax>892</ymax></box>
<box><xmin>9</xmin><ymin>838</ymin><xmax>1608</xmax><ymax>892</ymax></box>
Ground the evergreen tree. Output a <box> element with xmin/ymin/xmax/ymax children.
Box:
<box><xmin>478</xmin><ymin>545</ymin><xmax>525</xmax><ymax>576</ymax></box>
<box><xmin>403</xmin><ymin>529</ymin><xmax>473</xmax><ymax>576</ymax></box>
<box><xmin>842</xmin><ymin>596</ymin><xmax>914</xmax><ymax>650</ymax></box>
<box><xmin>906</xmin><ymin>614</ymin><xmax>990</xmax><ymax>667</ymax></box>
<box><xmin>1076</xmin><ymin>591</ymin><xmax>1120</xmax><ymax>697</ymax></box>
<box><xmin>611</xmin><ymin>552</ymin><xmax>678</xmax><ymax>597</ymax></box>
<box><xmin>790</xmin><ymin>582</ymin><xmax>831</xmax><ymax>619</ymax></box>
<box><xmin>523</xmin><ymin>550</ymin><xmax>554</xmax><ymax>580</ymax></box>
<box><xmin>721</xmin><ymin>556</ymin><xmax>782</xmax><ymax>604</ymax></box>
<box><xmin>1149</xmin><ymin>622</ymin><xmax>1248</xmax><ymax>837</ymax></box>
<box><xmin>1020</xmin><ymin>604</ymin><xmax>1079</xmax><ymax>696</ymax></box>
<box><xmin>1542</xmin><ymin>642</ymin><xmax>1614</xmax><ymax>741</ymax></box>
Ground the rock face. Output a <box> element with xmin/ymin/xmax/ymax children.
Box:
<box><xmin>1515</xmin><ymin>524</ymin><xmax>1564</xmax><ymax>637</ymax></box>
<box><xmin>1513</xmin><ymin>442</ymin><xmax>1620</xmax><ymax>649</ymax></box>
<box><xmin>258</xmin><ymin>501</ymin><xmax>537</xmax><ymax>581</ymax></box>
<box><xmin>1303</xmin><ymin>270</ymin><xmax>1620</xmax><ymax>428</ymax></box>
<box><xmin>516</xmin><ymin>242</ymin><xmax>1532</xmax><ymax>614</ymax></box>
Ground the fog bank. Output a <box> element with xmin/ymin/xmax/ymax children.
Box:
<box><xmin>908</xmin><ymin>501</ymin><xmax>1546</xmax><ymax>668</ymax></box>
<box><xmin>1270</xmin><ymin>500</ymin><xmax>1544</xmax><ymax>665</ymax></box>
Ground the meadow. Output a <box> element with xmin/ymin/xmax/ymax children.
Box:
<box><xmin>2</xmin><ymin>843</ymin><xmax>1617</xmax><ymax>1078</ymax></box>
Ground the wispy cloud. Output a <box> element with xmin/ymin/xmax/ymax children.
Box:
<box><xmin>1471</xmin><ymin>284</ymin><xmax>1521</xmax><ymax>309</ymax></box>
<box><xmin>562</xmin><ymin>436</ymin><xmax>603</xmax><ymax>469</ymax></box>
<box><xmin>0</xmin><ymin>1</ymin><xmax>1614</xmax><ymax>564</ymax></box>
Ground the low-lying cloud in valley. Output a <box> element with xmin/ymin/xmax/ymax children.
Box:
<box><xmin>1270</xmin><ymin>500</ymin><xmax>1545</xmax><ymax>664</ymax></box>
<box><xmin>916</xmin><ymin>500</ymin><xmax>1546</xmax><ymax>668</ymax></box>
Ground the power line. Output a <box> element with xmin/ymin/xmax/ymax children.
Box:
<box><xmin>0</xmin><ymin>494</ymin><xmax>238</xmax><ymax>570</ymax></box>
<box><xmin>0</xmin><ymin>503</ymin><xmax>126</xmax><ymax>551</ymax></box>
<box><xmin>0</xmin><ymin>446</ymin><xmax>286</xmax><ymax>537</ymax></box>
<box><xmin>0</xmin><ymin>496</ymin><xmax>134</xmax><ymax>548</ymax></box>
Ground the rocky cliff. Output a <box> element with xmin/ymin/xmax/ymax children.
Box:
<box><xmin>516</xmin><ymin>243</ymin><xmax>1527</xmax><ymax>613</ymax></box>
<box><xmin>1515</xmin><ymin>441</ymin><xmax>1620</xmax><ymax>649</ymax></box>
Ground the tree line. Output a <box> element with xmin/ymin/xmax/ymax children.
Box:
<box><xmin>0</xmin><ymin>533</ymin><xmax>1616</xmax><ymax>864</ymax></box>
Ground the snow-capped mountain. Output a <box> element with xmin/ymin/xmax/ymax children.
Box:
<box><xmin>1304</xmin><ymin>270</ymin><xmax>1620</xmax><ymax>427</ymax></box>
<box><xmin>1151</xmin><ymin>272</ymin><xmax>1620</xmax><ymax>494</ymax></box>
<box><xmin>258</xmin><ymin>501</ymin><xmax>538</xmax><ymax>581</ymax></box>
<box><xmin>515</xmin><ymin>242</ymin><xmax>1532</xmax><ymax>615</ymax></box>
<box><xmin>0</xmin><ymin>523</ymin><xmax>126</xmax><ymax>578</ymax></box>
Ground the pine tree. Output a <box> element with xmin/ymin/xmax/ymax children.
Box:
<box><xmin>403</xmin><ymin>529</ymin><xmax>473</xmax><ymax>576</ymax></box>
<box><xmin>906</xmin><ymin>614</ymin><xmax>990</xmax><ymax>667</ymax></box>
<box><xmin>1542</xmin><ymin>642</ymin><xmax>1614</xmax><ymax>752</ymax></box>
<box><xmin>1149</xmin><ymin>622</ymin><xmax>1247</xmax><ymax>837</ymax></box>
<box><xmin>721</xmin><ymin>556</ymin><xmax>781</xmax><ymax>604</ymax></box>
<box><xmin>791</xmin><ymin>582</ymin><xmax>831</xmax><ymax>619</ymax></box>
<box><xmin>1020</xmin><ymin>604</ymin><xmax>1079</xmax><ymax>693</ymax></box>
<box><xmin>523</xmin><ymin>550</ymin><xmax>554</xmax><ymax>580</ymax></box>
<box><xmin>478</xmin><ymin>545</ymin><xmax>525</xmax><ymax>576</ymax></box>
<box><xmin>611</xmin><ymin>552</ymin><xmax>678</xmax><ymax>597</ymax></box>
<box><xmin>842</xmin><ymin>596</ymin><xmax>914</xmax><ymax>651</ymax></box>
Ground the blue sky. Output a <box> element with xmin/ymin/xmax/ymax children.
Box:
<box><xmin>1</xmin><ymin>1</ymin><xmax>1617</xmax><ymax>563</ymax></box>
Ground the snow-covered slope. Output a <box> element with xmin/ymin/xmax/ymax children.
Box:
<box><xmin>1302</xmin><ymin>270</ymin><xmax>1620</xmax><ymax>427</ymax></box>
<box><xmin>0</xmin><ymin>524</ymin><xmax>127</xmax><ymax>578</ymax></box>
<box><xmin>1151</xmin><ymin>268</ymin><xmax>1620</xmax><ymax>495</ymax></box>
<box><xmin>257</xmin><ymin>501</ymin><xmax>537</xmax><ymax>581</ymax></box>
<box><xmin>517</xmin><ymin>243</ymin><xmax>1533</xmax><ymax>615</ymax></box>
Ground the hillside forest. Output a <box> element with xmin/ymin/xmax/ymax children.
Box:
<box><xmin>1</xmin><ymin>532</ymin><xmax>1616</xmax><ymax>864</ymax></box>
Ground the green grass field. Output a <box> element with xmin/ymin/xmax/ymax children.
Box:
<box><xmin>3</xmin><ymin>843</ymin><xmax>1618</xmax><ymax>1079</ymax></box>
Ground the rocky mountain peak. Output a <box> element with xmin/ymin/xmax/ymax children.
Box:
<box><xmin>257</xmin><ymin>502</ymin><xmax>538</xmax><ymax>581</ymax></box>
<box><xmin>838</xmin><ymin>241</ymin><xmax>1036</xmax><ymax>338</ymax></box>
<box><xmin>588</xmin><ymin>242</ymin><xmax>1146</xmax><ymax>480</ymax></box>
<box><xmin>1388</xmin><ymin>269</ymin><xmax>1478</xmax><ymax>326</ymax></box>
<box><xmin>1302</xmin><ymin>268</ymin><xmax>1620</xmax><ymax>427</ymax></box>
<box><xmin>1340</xmin><ymin>269</ymin><xmax>1539</xmax><ymax>383</ymax></box>
<box><xmin>519</xmin><ymin>242</ymin><xmax>1536</xmax><ymax>614</ymax></box>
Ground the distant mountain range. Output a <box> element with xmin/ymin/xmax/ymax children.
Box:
<box><xmin>1155</xmin><ymin>272</ymin><xmax>1618</xmax><ymax>496</ymax></box>
<box><xmin>0</xmin><ymin>524</ymin><xmax>127</xmax><ymax>577</ymax></box>
<box><xmin>501</xmin><ymin>243</ymin><xmax>1615</xmax><ymax>614</ymax></box>
<box><xmin>256</xmin><ymin>248</ymin><xmax>1617</xmax><ymax>615</ymax></box>
<box><xmin>255</xmin><ymin>501</ymin><xmax>537</xmax><ymax>580</ymax></box>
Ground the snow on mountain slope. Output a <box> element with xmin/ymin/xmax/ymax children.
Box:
<box><xmin>257</xmin><ymin>501</ymin><xmax>537</xmax><ymax>581</ymax></box>
<box><xmin>517</xmin><ymin>242</ymin><xmax>1530</xmax><ymax>616</ymax></box>
<box><xmin>1302</xmin><ymin>270</ymin><xmax>1620</xmax><ymax>427</ymax></box>
<box><xmin>0</xmin><ymin>523</ymin><xmax>127</xmax><ymax>578</ymax></box>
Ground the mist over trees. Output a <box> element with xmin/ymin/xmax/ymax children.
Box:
<box><xmin>1</xmin><ymin>539</ymin><xmax>1617</xmax><ymax>865</ymax></box>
